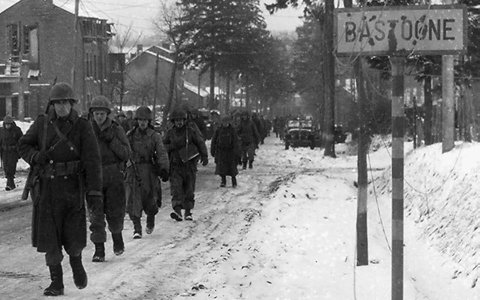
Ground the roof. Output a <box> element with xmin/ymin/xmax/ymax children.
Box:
<box><xmin>56</xmin><ymin>1</ymin><xmax>106</xmax><ymax>20</ymax></box>
<box><xmin>184</xmin><ymin>81</ymin><xmax>209</xmax><ymax>97</ymax></box>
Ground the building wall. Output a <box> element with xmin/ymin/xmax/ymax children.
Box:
<box><xmin>0</xmin><ymin>0</ymin><xmax>109</xmax><ymax>117</ymax></box>
<box><xmin>124</xmin><ymin>51</ymin><xmax>177</xmax><ymax>109</ymax></box>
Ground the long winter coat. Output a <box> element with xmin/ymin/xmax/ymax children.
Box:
<box><xmin>17</xmin><ymin>108</ymin><xmax>102</xmax><ymax>253</ymax></box>
<box><xmin>125</xmin><ymin>126</ymin><xmax>169</xmax><ymax>218</ymax></box>
<box><xmin>0</xmin><ymin>121</ymin><xmax>23</xmax><ymax>177</ymax></box>
<box><xmin>211</xmin><ymin>125</ymin><xmax>240</xmax><ymax>176</ymax></box>
<box><xmin>91</xmin><ymin>117</ymin><xmax>131</xmax><ymax>236</ymax></box>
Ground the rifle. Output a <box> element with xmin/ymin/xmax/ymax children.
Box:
<box><xmin>129</xmin><ymin>158</ymin><xmax>142</xmax><ymax>186</ymax></box>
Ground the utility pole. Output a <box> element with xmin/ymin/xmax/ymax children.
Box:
<box><xmin>72</xmin><ymin>0</ymin><xmax>79</xmax><ymax>91</ymax></box>
<box><xmin>153</xmin><ymin>52</ymin><xmax>159</xmax><ymax>122</ymax></box>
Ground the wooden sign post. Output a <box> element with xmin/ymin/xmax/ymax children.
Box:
<box><xmin>335</xmin><ymin>5</ymin><xmax>467</xmax><ymax>300</ymax></box>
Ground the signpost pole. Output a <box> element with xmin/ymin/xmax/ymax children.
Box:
<box><xmin>390</xmin><ymin>56</ymin><xmax>405</xmax><ymax>300</ymax></box>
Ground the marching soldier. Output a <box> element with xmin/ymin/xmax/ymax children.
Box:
<box><xmin>163</xmin><ymin>109</ymin><xmax>208</xmax><ymax>221</ymax></box>
<box><xmin>17</xmin><ymin>82</ymin><xmax>103</xmax><ymax>296</ymax></box>
<box><xmin>88</xmin><ymin>96</ymin><xmax>131</xmax><ymax>262</ymax></box>
<box><xmin>125</xmin><ymin>106</ymin><xmax>169</xmax><ymax>239</ymax></box>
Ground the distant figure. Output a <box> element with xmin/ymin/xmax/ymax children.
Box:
<box><xmin>116</xmin><ymin>110</ymin><xmax>132</xmax><ymax>133</ymax></box>
<box><xmin>211</xmin><ymin>116</ymin><xmax>241</xmax><ymax>188</ymax></box>
<box><xmin>237</xmin><ymin>111</ymin><xmax>259</xmax><ymax>170</ymax></box>
<box><xmin>17</xmin><ymin>82</ymin><xmax>102</xmax><ymax>296</ymax></box>
<box><xmin>0</xmin><ymin>115</ymin><xmax>23</xmax><ymax>190</ymax></box>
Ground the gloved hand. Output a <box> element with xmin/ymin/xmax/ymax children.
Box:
<box><xmin>201</xmin><ymin>156</ymin><xmax>208</xmax><ymax>166</ymax></box>
<box><xmin>99</xmin><ymin>131</ymin><xmax>114</xmax><ymax>143</ymax></box>
<box><xmin>159</xmin><ymin>169</ymin><xmax>169</xmax><ymax>182</ymax></box>
<box><xmin>87</xmin><ymin>194</ymin><xmax>103</xmax><ymax>214</ymax></box>
<box><xmin>33</xmin><ymin>150</ymin><xmax>50</xmax><ymax>164</ymax></box>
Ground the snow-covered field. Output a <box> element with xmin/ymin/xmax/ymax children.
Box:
<box><xmin>0</xmin><ymin>120</ymin><xmax>479</xmax><ymax>299</ymax></box>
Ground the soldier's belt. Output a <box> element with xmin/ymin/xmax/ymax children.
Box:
<box><xmin>39</xmin><ymin>160</ymin><xmax>82</xmax><ymax>178</ymax></box>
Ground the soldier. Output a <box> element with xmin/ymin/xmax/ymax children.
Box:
<box><xmin>0</xmin><ymin>115</ymin><xmax>23</xmax><ymax>190</ymax></box>
<box><xmin>237</xmin><ymin>111</ymin><xmax>260</xmax><ymax>169</ymax></box>
<box><xmin>211</xmin><ymin>116</ymin><xmax>241</xmax><ymax>187</ymax></box>
<box><xmin>190</xmin><ymin>108</ymin><xmax>207</xmax><ymax>138</ymax></box>
<box><xmin>163</xmin><ymin>109</ymin><xmax>208</xmax><ymax>221</ymax></box>
<box><xmin>116</xmin><ymin>110</ymin><xmax>132</xmax><ymax>133</ymax></box>
<box><xmin>125</xmin><ymin>106</ymin><xmax>169</xmax><ymax>239</ymax></box>
<box><xmin>88</xmin><ymin>96</ymin><xmax>131</xmax><ymax>262</ymax></box>
<box><xmin>17</xmin><ymin>82</ymin><xmax>103</xmax><ymax>296</ymax></box>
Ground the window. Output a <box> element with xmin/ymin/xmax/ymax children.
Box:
<box><xmin>7</xmin><ymin>24</ymin><xmax>20</xmax><ymax>60</ymax></box>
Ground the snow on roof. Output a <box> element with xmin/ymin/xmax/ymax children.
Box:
<box><xmin>184</xmin><ymin>81</ymin><xmax>209</xmax><ymax>97</ymax></box>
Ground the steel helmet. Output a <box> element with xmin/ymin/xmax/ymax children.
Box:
<box><xmin>117</xmin><ymin>111</ymin><xmax>126</xmax><ymax>117</ymax></box>
<box><xmin>135</xmin><ymin>106</ymin><xmax>152</xmax><ymax>120</ymax></box>
<box><xmin>89</xmin><ymin>95</ymin><xmax>112</xmax><ymax>114</ymax></box>
<box><xmin>170</xmin><ymin>109</ymin><xmax>187</xmax><ymax>122</ymax></box>
<box><xmin>3</xmin><ymin>115</ymin><xmax>14</xmax><ymax>124</ymax></box>
<box><xmin>49</xmin><ymin>82</ymin><xmax>76</xmax><ymax>102</ymax></box>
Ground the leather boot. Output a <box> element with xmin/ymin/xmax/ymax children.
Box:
<box><xmin>131</xmin><ymin>216</ymin><xmax>142</xmax><ymax>239</ymax></box>
<box><xmin>44</xmin><ymin>264</ymin><xmax>64</xmax><ymax>296</ymax></box>
<box><xmin>242</xmin><ymin>161</ymin><xmax>247</xmax><ymax>170</ymax></box>
<box><xmin>146</xmin><ymin>215</ymin><xmax>155</xmax><ymax>234</ymax></box>
<box><xmin>220</xmin><ymin>176</ymin><xmax>226</xmax><ymax>187</ymax></box>
<box><xmin>248</xmin><ymin>160</ymin><xmax>253</xmax><ymax>169</ymax></box>
<box><xmin>232</xmin><ymin>176</ymin><xmax>237</xmax><ymax>188</ymax></box>
<box><xmin>112</xmin><ymin>233</ymin><xmax>124</xmax><ymax>255</ymax></box>
<box><xmin>92</xmin><ymin>243</ymin><xmax>105</xmax><ymax>262</ymax></box>
<box><xmin>69</xmin><ymin>255</ymin><xmax>88</xmax><ymax>289</ymax></box>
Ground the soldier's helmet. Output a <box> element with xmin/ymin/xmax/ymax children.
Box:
<box><xmin>117</xmin><ymin>111</ymin><xmax>126</xmax><ymax>117</ymax></box>
<box><xmin>170</xmin><ymin>109</ymin><xmax>187</xmax><ymax>122</ymax></box>
<box><xmin>89</xmin><ymin>95</ymin><xmax>111</xmax><ymax>114</ymax></box>
<box><xmin>3</xmin><ymin>115</ymin><xmax>13</xmax><ymax>124</ymax></box>
<box><xmin>135</xmin><ymin>106</ymin><xmax>152</xmax><ymax>120</ymax></box>
<box><xmin>49</xmin><ymin>82</ymin><xmax>76</xmax><ymax>103</ymax></box>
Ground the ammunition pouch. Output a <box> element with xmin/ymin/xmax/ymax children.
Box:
<box><xmin>38</xmin><ymin>160</ymin><xmax>83</xmax><ymax>179</ymax></box>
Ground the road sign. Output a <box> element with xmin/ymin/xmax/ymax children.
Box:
<box><xmin>335</xmin><ymin>5</ymin><xmax>467</xmax><ymax>56</ymax></box>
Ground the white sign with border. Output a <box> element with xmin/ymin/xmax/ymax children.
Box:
<box><xmin>335</xmin><ymin>5</ymin><xmax>467</xmax><ymax>56</ymax></box>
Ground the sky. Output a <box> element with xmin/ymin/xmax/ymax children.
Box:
<box><xmin>0</xmin><ymin>121</ymin><xmax>479</xmax><ymax>299</ymax></box>
<box><xmin>0</xmin><ymin>0</ymin><xmax>305</xmax><ymax>37</ymax></box>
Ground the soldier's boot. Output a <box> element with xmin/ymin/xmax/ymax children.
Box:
<box><xmin>92</xmin><ymin>243</ymin><xmax>105</xmax><ymax>262</ymax></box>
<box><xmin>69</xmin><ymin>255</ymin><xmax>88</xmax><ymax>289</ymax></box>
<box><xmin>248</xmin><ymin>160</ymin><xmax>253</xmax><ymax>169</ymax></box>
<box><xmin>112</xmin><ymin>233</ymin><xmax>125</xmax><ymax>255</ymax></box>
<box><xmin>184</xmin><ymin>209</ymin><xmax>193</xmax><ymax>221</ymax></box>
<box><xmin>232</xmin><ymin>176</ymin><xmax>237</xmax><ymax>188</ymax></box>
<box><xmin>146</xmin><ymin>215</ymin><xmax>155</xmax><ymax>234</ymax></box>
<box><xmin>44</xmin><ymin>264</ymin><xmax>64</xmax><ymax>296</ymax></box>
<box><xmin>220</xmin><ymin>176</ymin><xmax>226</xmax><ymax>187</ymax></box>
<box><xmin>5</xmin><ymin>176</ymin><xmax>15</xmax><ymax>191</ymax></box>
<box><xmin>131</xmin><ymin>217</ymin><xmax>142</xmax><ymax>239</ymax></box>
<box><xmin>242</xmin><ymin>161</ymin><xmax>247</xmax><ymax>170</ymax></box>
<box><xmin>170</xmin><ymin>206</ymin><xmax>183</xmax><ymax>222</ymax></box>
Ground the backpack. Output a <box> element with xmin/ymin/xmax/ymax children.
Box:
<box><xmin>216</xmin><ymin>128</ymin><xmax>232</xmax><ymax>149</ymax></box>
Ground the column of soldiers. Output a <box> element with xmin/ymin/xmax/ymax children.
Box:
<box><xmin>14</xmin><ymin>82</ymin><xmax>274</xmax><ymax>297</ymax></box>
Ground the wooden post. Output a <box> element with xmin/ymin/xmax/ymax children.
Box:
<box><xmin>356</xmin><ymin>57</ymin><xmax>368</xmax><ymax>266</ymax></box>
<box><xmin>442</xmin><ymin>55</ymin><xmax>455</xmax><ymax>153</ymax></box>
<box><xmin>390</xmin><ymin>56</ymin><xmax>405</xmax><ymax>300</ymax></box>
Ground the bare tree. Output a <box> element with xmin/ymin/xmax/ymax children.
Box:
<box><xmin>153</xmin><ymin>0</ymin><xmax>188</xmax><ymax>130</ymax></box>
